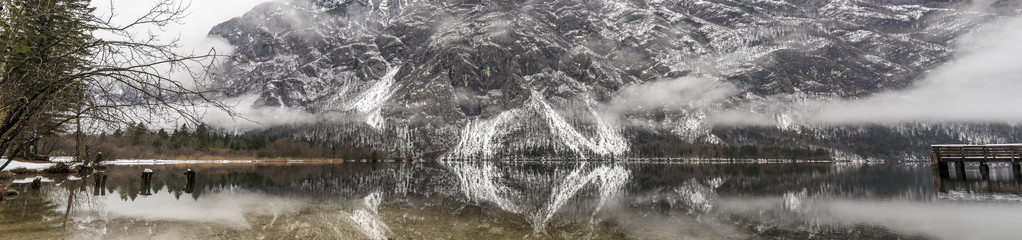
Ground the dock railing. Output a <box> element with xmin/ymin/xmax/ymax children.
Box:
<box><xmin>931</xmin><ymin>144</ymin><xmax>1022</xmax><ymax>161</ymax></box>
<box><xmin>930</xmin><ymin>144</ymin><xmax>1022</xmax><ymax>180</ymax></box>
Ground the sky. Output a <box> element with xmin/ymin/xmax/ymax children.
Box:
<box><xmin>89</xmin><ymin>0</ymin><xmax>277</xmax><ymax>129</ymax></box>
<box><xmin>90</xmin><ymin>0</ymin><xmax>274</xmax><ymax>56</ymax></box>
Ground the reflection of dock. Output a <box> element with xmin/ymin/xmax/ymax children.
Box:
<box><xmin>935</xmin><ymin>176</ymin><xmax>1022</xmax><ymax>194</ymax></box>
<box><xmin>930</xmin><ymin>144</ymin><xmax>1022</xmax><ymax>193</ymax></box>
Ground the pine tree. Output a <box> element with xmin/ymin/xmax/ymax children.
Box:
<box><xmin>194</xmin><ymin>123</ymin><xmax>210</xmax><ymax>150</ymax></box>
<box><xmin>128</xmin><ymin>123</ymin><xmax>147</xmax><ymax>145</ymax></box>
<box><xmin>0</xmin><ymin>0</ymin><xmax>234</xmax><ymax>171</ymax></box>
<box><xmin>157</xmin><ymin>129</ymin><xmax>170</xmax><ymax>140</ymax></box>
<box><xmin>170</xmin><ymin>124</ymin><xmax>190</xmax><ymax>149</ymax></box>
<box><xmin>0</xmin><ymin>0</ymin><xmax>93</xmax><ymax>168</ymax></box>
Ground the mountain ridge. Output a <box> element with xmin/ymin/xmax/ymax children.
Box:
<box><xmin>207</xmin><ymin>0</ymin><xmax>1022</xmax><ymax>159</ymax></box>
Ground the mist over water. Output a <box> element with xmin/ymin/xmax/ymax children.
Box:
<box><xmin>5</xmin><ymin>161</ymin><xmax>1022</xmax><ymax>239</ymax></box>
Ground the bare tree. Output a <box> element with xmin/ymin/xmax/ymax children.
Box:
<box><xmin>0</xmin><ymin>0</ymin><xmax>235</xmax><ymax>171</ymax></box>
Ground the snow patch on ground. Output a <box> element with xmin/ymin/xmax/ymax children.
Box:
<box><xmin>50</xmin><ymin>156</ymin><xmax>76</xmax><ymax>162</ymax></box>
<box><xmin>1</xmin><ymin>159</ymin><xmax>56</xmax><ymax>170</ymax></box>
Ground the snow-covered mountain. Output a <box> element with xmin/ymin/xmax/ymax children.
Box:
<box><xmin>208</xmin><ymin>0</ymin><xmax>1022</xmax><ymax>159</ymax></box>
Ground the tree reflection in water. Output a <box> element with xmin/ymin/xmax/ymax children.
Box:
<box><xmin>3</xmin><ymin>161</ymin><xmax>1022</xmax><ymax>239</ymax></box>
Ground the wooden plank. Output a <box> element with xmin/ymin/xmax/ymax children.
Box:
<box><xmin>931</xmin><ymin>144</ymin><xmax>1022</xmax><ymax>163</ymax></box>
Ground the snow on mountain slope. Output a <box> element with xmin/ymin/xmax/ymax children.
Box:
<box><xmin>208</xmin><ymin>0</ymin><xmax>1022</xmax><ymax>159</ymax></box>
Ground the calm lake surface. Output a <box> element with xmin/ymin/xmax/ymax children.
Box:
<box><xmin>2</xmin><ymin>161</ymin><xmax>1021</xmax><ymax>239</ymax></box>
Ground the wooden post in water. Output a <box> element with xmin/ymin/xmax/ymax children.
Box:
<box><xmin>956</xmin><ymin>161</ymin><xmax>967</xmax><ymax>179</ymax></box>
<box><xmin>939</xmin><ymin>162</ymin><xmax>950</xmax><ymax>178</ymax></box>
<box><xmin>100</xmin><ymin>175</ymin><xmax>107</xmax><ymax>196</ymax></box>
<box><xmin>141</xmin><ymin>169</ymin><xmax>153</xmax><ymax>196</ymax></box>
<box><xmin>31</xmin><ymin>177</ymin><xmax>41</xmax><ymax>189</ymax></box>
<box><xmin>980</xmin><ymin>162</ymin><xmax>990</xmax><ymax>181</ymax></box>
<box><xmin>931</xmin><ymin>150</ymin><xmax>949</xmax><ymax>192</ymax></box>
<box><xmin>93</xmin><ymin>174</ymin><xmax>102</xmax><ymax>196</ymax></box>
<box><xmin>931</xmin><ymin>151</ymin><xmax>949</xmax><ymax>178</ymax></box>
<box><xmin>184</xmin><ymin>169</ymin><xmax>196</xmax><ymax>194</ymax></box>
<box><xmin>1014</xmin><ymin>164</ymin><xmax>1022</xmax><ymax>180</ymax></box>
<box><xmin>1013</xmin><ymin>149</ymin><xmax>1022</xmax><ymax>180</ymax></box>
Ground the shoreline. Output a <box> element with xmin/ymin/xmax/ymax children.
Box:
<box><xmin>0</xmin><ymin>157</ymin><xmax>915</xmax><ymax>176</ymax></box>
<box><xmin>100</xmin><ymin>158</ymin><xmax>347</xmax><ymax>166</ymax></box>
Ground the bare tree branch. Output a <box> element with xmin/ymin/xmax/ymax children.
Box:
<box><xmin>1</xmin><ymin>0</ymin><xmax>236</xmax><ymax>170</ymax></box>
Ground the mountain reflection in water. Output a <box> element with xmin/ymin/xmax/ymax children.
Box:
<box><xmin>3</xmin><ymin>161</ymin><xmax>1022</xmax><ymax>239</ymax></box>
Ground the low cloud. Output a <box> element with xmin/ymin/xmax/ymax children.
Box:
<box><xmin>609</xmin><ymin>77</ymin><xmax>736</xmax><ymax>114</ymax></box>
<box><xmin>200</xmin><ymin>94</ymin><xmax>318</xmax><ymax>131</ymax></box>
<box><xmin>810</xmin><ymin>15</ymin><xmax>1022</xmax><ymax>124</ymax></box>
<box><xmin>708</xmin><ymin>12</ymin><xmax>1022</xmax><ymax>127</ymax></box>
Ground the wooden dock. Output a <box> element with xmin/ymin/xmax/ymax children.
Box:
<box><xmin>930</xmin><ymin>144</ymin><xmax>1022</xmax><ymax>180</ymax></box>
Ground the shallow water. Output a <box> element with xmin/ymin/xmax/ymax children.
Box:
<box><xmin>1</xmin><ymin>161</ymin><xmax>1019</xmax><ymax>239</ymax></box>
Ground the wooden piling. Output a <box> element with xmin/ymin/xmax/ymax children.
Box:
<box><xmin>956</xmin><ymin>161</ymin><xmax>967</xmax><ymax>179</ymax></box>
<box><xmin>932</xmin><ymin>151</ymin><xmax>950</xmax><ymax>178</ymax></box>
<box><xmin>141</xmin><ymin>169</ymin><xmax>153</xmax><ymax>196</ymax></box>
<box><xmin>100</xmin><ymin>175</ymin><xmax>107</xmax><ymax>196</ymax></box>
<box><xmin>31</xmin><ymin>178</ymin><xmax>41</xmax><ymax>189</ymax></box>
<box><xmin>93</xmin><ymin>174</ymin><xmax>102</xmax><ymax>196</ymax></box>
<box><xmin>938</xmin><ymin>162</ymin><xmax>950</xmax><ymax>178</ymax></box>
<box><xmin>930</xmin><ymin>150</ymin><xmax>950</xmax><ymax>192</ymax></box>
<box><xmin>1014</xmin><ymin>163</ymin><xmax>1022</xmax><ymax>180</ymax></box>
<box><xmin>980</xmin><ymin>162</ymin><xmax>990</xmax><ymax>181</ymax></box>
<box><xmin>184</xmin><ymin>169</ymin><xmax>196</xmax><ymax>194</ymax></box>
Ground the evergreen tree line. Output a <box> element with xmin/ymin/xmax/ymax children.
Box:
<box><xmin>627</xmin><ymin>128</ymin><xmax>830</xmax><ymax>160</ymax></box>
<box><xmin>43</xmin><ymin>123</ymin><xmax>386</xmax><ymax>161</ymax></box>
<box><xmin>629</xmin><ymin>142</ymin><xmax>829</xmax><ymax>160</ymax></box>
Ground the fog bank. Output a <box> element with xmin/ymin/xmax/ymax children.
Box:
<box><xmin>812</xmin><ymin>15</ymin><xmax>1022</xmax><ymax>124</ymax></box>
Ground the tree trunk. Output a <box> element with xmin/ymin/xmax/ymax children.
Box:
<box><xmin>0</xmin><ymin>138</ymin><xmax>16</xmax><ymax>171</ymax></box>
<box><xmin>75</xmin><ymin>115</ymin><xmax>81</xmax><ymax>164</ymax></box>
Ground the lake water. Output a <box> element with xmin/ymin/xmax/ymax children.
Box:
<box><xmin>2</xmin><ymin>160</ymin><xmax>1021</xmax><ymax>239</ymax></box>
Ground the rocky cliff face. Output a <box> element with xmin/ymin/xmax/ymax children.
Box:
<box><xmin>208</xmin><ymin>0</ymin><xmax>1021</xmax><ymax>159</ymax></box>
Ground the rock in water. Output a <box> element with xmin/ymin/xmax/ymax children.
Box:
<box><xmin>31</xmin><ymin>178</ymin><xmax>41</xmax><ymax>189</ymax></box>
